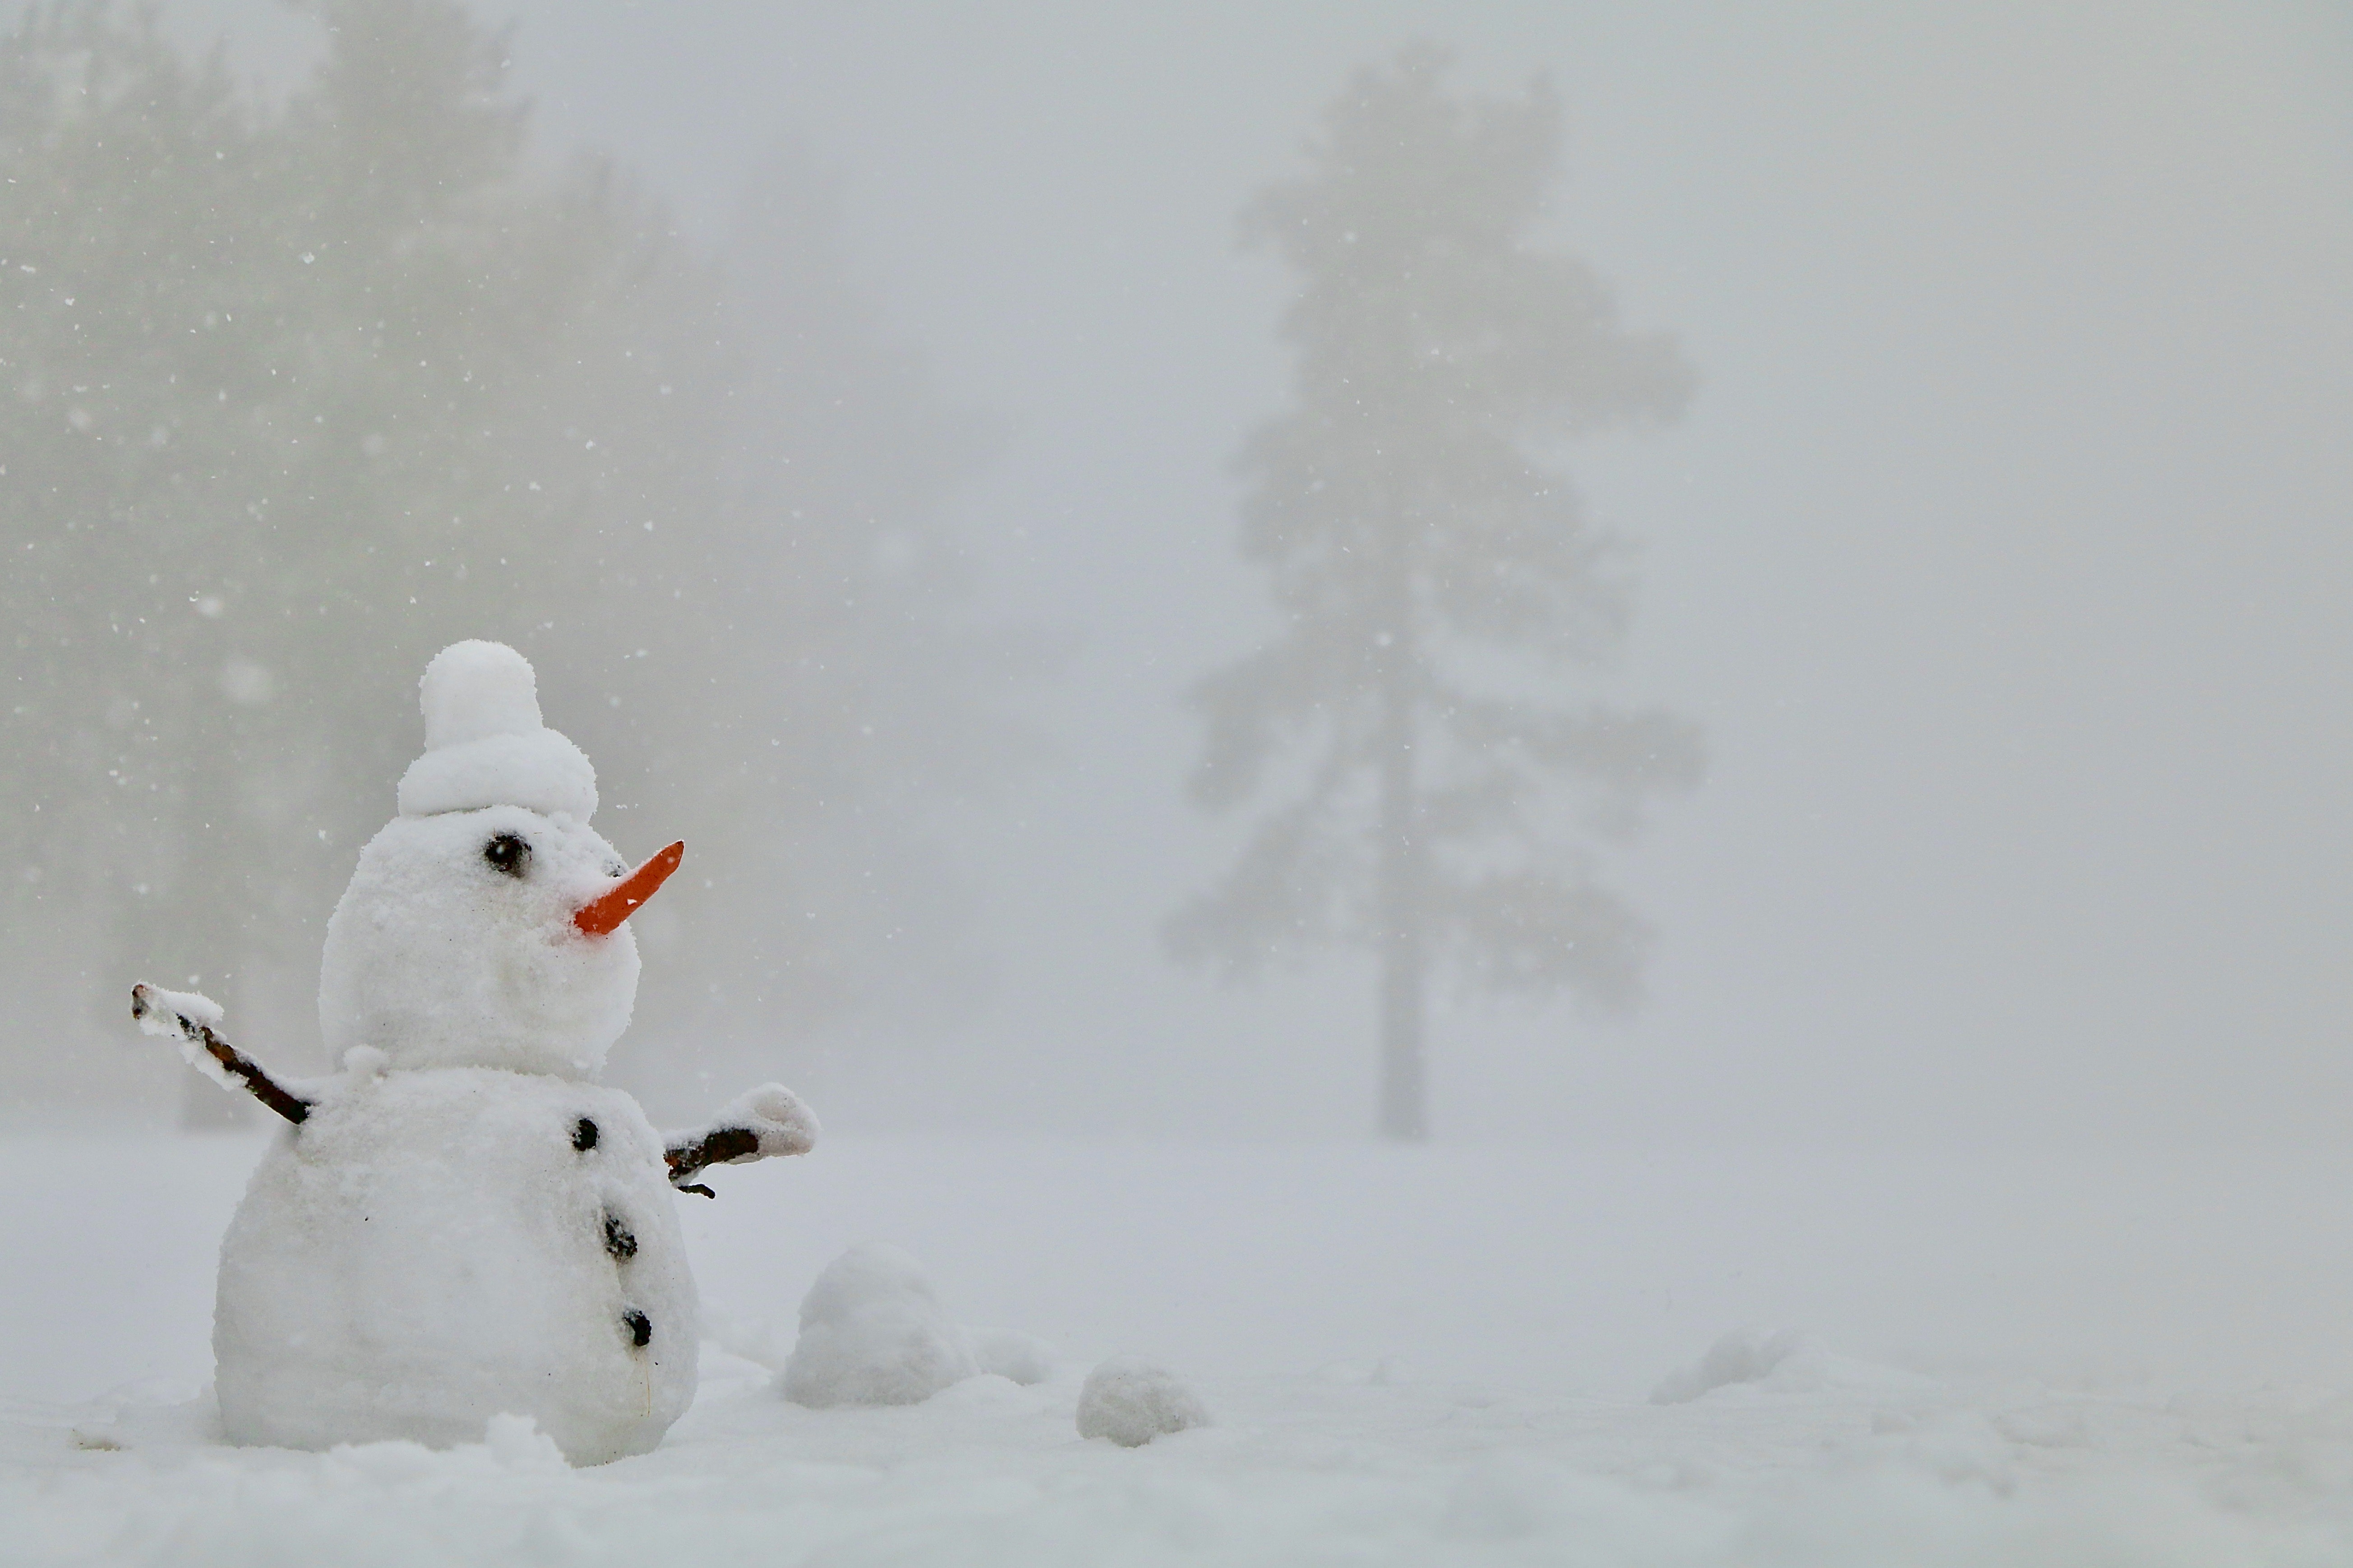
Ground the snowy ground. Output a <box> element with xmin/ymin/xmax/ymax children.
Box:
<box><xmin>8</xmin><ymin>1129</ymin><xmax>2353</xmax><ymax>1564</ymax></box>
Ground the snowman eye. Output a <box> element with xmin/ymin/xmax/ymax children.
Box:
<box><xmin>483</xmin><ymin>834</ymin><xmax>532</xmax><ymax>878</ymax></box>
<box><xmin>604</xmin><ymin>858</ymin><xmax>627</xmax><ymax>878</ymax></box>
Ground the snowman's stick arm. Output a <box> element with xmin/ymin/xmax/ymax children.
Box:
<box><xmin>663</xmin><ymin>1084</ymin><xmax>820</xmax><ymax>1198</ymax></box>
<box><xmin>129</xmin><ymin>983</ymin><xmax>313</xmax><ymax>1125</ymax></box>
<box><xmin>663</xmin><ymin>1127</ymin><xmax>761</xmax><ymax>1197</ymax></box>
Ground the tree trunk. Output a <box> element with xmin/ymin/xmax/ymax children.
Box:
<box><xmin>1375</xmin><ymin>627</ymin><xmax>1428</xmax><ymax>1142</ymax></box>
<box><xmin>1377</xmin><ymin>908</ymin><xmax>1426</xmax><ymax>1140</ymax></box>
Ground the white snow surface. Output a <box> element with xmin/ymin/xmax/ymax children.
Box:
<box><xmin>214</xmin><ymin>1070</ymin><xmax>697</xmax><ymax>1465</ymax></box>
<box><xmin>1075</xmin><ymin>1354</ymin><xmax>1210</xmax><ymax>1445</ymax></box>
<box><xmin>12</xmin><ymin>1130</ymin><xmax>2353</xmax><ymax>1564</ymax></box>
<box><xmin>318</xmin><ymin>805</ymin><xmax>642</xmax><ymax>1078</ymax></box>
<box><xmin>712</xmin><ymin>1081</ymin><xmax>821</xmax><ymax>1159</ymax></box>
<box><xmin>397</xmin><ymin>640</ymin><xmax>597</xmax><ymax>821</ymax></box>
<box><xmin>782</xmin><ymin>1242</ymin><xmax>981</xmax><ymax>1407</ymax></box>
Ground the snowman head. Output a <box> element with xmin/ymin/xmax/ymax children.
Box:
<box><xmin>318</xmin><ymin>641</ymin><xmax>680</xmax><ymax>1079</ymax></box>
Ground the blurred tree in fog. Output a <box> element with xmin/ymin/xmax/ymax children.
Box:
<box><xmin>0</xmin><ymin>0</ymin><xmax>1014</xmax><ymax>1119</ymax></box>
<box><xmin>1170</xmin><ymin>46</ymin><xmax>1702</xmax><ymax>1140</ymax></box>
<box><xmin>594</xmin><ymin>149</ymin><xmax>1032</xmax><ymax>1111</ymax></box>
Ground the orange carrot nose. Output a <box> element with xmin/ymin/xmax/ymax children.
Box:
<box><xmin>575</xmin><ymin>841</ymin><xmax>685</xmax><ymax>936</ymax></box>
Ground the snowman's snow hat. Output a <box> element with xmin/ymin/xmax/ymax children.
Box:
<box><xmin>395</xmin><ymin>641</ymin><xmax>598</xmax><ymax>821</ymax></box>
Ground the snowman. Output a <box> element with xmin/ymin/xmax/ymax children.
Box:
<box><xmin>130</xmin><ymin>640</ymin><xmax>817</xmax><ymax>1464</ymax></box>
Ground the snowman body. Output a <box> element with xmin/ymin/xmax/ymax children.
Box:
<box><xmin>209</xmin><ymin>643</ymin><xmax>706</xmax><ymax>1464</ymax></box>
<box><xmin>216</xmin><ymin>1070</ymin><xmax>695</xmax><ymax>1463</ymax></box>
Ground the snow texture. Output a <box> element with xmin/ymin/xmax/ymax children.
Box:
<box><xmin>714</xmin><ymin>1082</ymin><xmax>822</xmax><ymax>1159</ymax></box>
<box><xmin>969</xmin><ymin>1328</ymin><xmax>1057</xmax><ymax>1387</ymax></box>
<box><xmin>318</xmin><ymin>803</ymin><xmax>642</xmax><ymax>1078</ymax></box>
<box><xmin>418</xmin><ymin>640</ymin><xmax>547</xmax><ymax>751</ymax></box>
<box><xmin>15</xmin><ymin>1132</ymin><xmax>2353</xmax><ymax>1563</ymax></box>
<box><xmin>782</xmin><ymin>1243</ymin><xmax>980</xmax><ymax>1407</ymax></box>
<box><xmin>130</xmin><ymin>986</ymin><xmax>239</xmax><ymax>1093</ymax></box>
<box><xmin>130</xmin><ymin>984</ymin><xmax>222</xmax><ymax>1033</ymax></box>
<box><xmin>216</xmin><ymin>1069</ymin><xmax>697</xmax><ymax>1465</ymax></box>
<box><xmin>1075</xmin><ymin>1355</ymin><xmax>1210</xmax><ymax>1446</ymax></box>
<box><xmin>396</xmin><ymin>641</ymin><xmax>597</xmax><ymax>821</ymax></box>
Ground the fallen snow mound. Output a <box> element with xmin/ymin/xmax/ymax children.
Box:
<box><xmin>1076</xmin><ymin>1355</ymin><xmax>1210</xmax><ymax>1446</ymax></box>
<box><xmin>783</xmin><ymin>1243</ymin><xmax>1014</xmax><ymax>1407</ymax></box>
<box><xmin>1652</xmin><ymin>1327</ymin><xmax>1939</xmax><ymax>1405</ymax></box>
<box><xmin>1652</xmin><ymin>1327</ymin><xmax>1815</xmax><ymax>1404</ymax></box>
<box><xmin>969</xmin><ymin>1326</ymin><xmax>1057</xmax><ymax>1387</ymax></box>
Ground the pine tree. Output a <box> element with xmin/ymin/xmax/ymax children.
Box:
<box><xmin>1170</xmin><ymin>45</ymin><xmax>1703</xmax><ymax>1139</ymax></box>
<box><xmin>0</xmin><ymin>2</ymin><xmax>1021</xmax><ymax>1115</ymax></box>
<box><xmin>0</xmin><ymin>0</ymin><xmax>662</xmax><ymax>1107</ymax></box>
<box><xmin>0</xmin><ymin>0</ymin><xmax>299</xmax><ymax>1116</ymax></box>
<box><xmin>587</xmin><ymin>147</ymin><xmax>1033</xmax><ymax>1107</ymax></box>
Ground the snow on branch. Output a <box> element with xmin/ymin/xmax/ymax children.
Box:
<box><xmin>663</xmin><ymin>1083</ymin><xmax>819</xmax><ymax>1197</ymax></box>
<box><xmin>130</xmin><ymin>983</ymin><xmax>314</xmax><ymax>1125</ymax></box>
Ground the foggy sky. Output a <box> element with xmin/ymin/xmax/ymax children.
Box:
<box><xmin>157</xmin><ymin>1</ymin><xmax>2353</xmax><ymax>1150</ymax></box>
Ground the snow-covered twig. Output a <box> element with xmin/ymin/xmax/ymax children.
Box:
<box><xmin>664</xmin><ymin>1083</ymin><xmax>818</xmax><ymax>1196</ymax></box>
<box><xmin>129</xmin><ymin>983</ymin><xmax>313</xmax><ymax>1125</ymax></box>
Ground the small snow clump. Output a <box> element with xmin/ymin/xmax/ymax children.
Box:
<box><xmin>130</xmin><ymin>984</ymin><xmax>239</xmax><ymax>1093</ymax></box>
<box><xmin>969</xmin><ymin>1327</ymin><xmax>1057</xmax><ymax>1387</ymax></box>
<box><xmin>1652</xmin><ymin>1327</ymin><xmax>1940</xmax><ymax>1406</ymax></box>
<box><xmin>1651</xmin><ymin>1327</ymin><xmax>1814</xmax><ymax>1404</ymax></box>
<box><xmin>1075</xmin><ymin>1356</ymin><xmax>1209</xmax><ymax>1447</ymax></box>
<box><xmin>781</xmin><ymin>1243</ymin><xmax>978</xmax><ymax>1407</ymax></box>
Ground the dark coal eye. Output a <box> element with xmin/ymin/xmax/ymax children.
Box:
<box><xmin>483</xmin><ymin>834</ymin><xmax>532</xmax><ymax>878</ymax></box>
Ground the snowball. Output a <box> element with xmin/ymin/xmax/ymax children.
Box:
<box><xmin>1075</xmin><ymin>1356</ymin><xmax>1209</xmax><ymax>1447</ymax></box>
<box><xmin>419</xmin><ymin>640</ymin><xmax>543</xmax><ymax>749</ymax></box>
<box><xmin>397</xmin><ymin>641</ymin><xmax>598</xmax><ymax>821</ymax></box>
<box><xmin>215</xmin><ymin>1069</ymin><xmax>697</xmax><ymax>1466</ymax></box>
<box><xmin>969</xmin><ymin>1327</ymin><xmax>1057</xmax><ymax>1387</ymax></box>
<box><xmin>781</xmin><ymin>1243</ymin><xmax>978</xmax><ymax>1407</ymax></box>
<box><xmin>318</xmin><ymin>806</ymin><xmax>641</xmax><ymax>1077</ymax></box>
